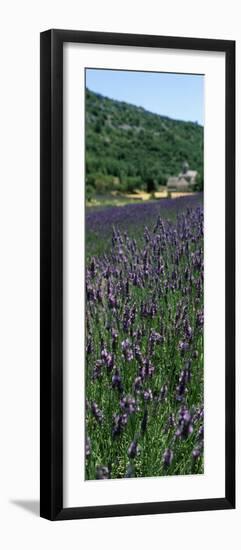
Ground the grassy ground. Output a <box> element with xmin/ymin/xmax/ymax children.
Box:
<box><xmin>86</xmin><ymin>189</ymin><xmax>196</xmax><ymax>208</ymax></box>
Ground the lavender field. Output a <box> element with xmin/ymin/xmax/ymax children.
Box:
<box><xmin>85</xmin><ymin>195</ymin><xmax>204</xmax><ymax>480</ymax></box>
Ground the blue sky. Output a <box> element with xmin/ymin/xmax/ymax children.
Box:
<box><xmin>86</xmin><ymin>69</ymin><xmax>204</xmax><ymax>126</ymax></box>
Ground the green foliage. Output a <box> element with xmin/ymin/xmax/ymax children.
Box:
<box><xmin>86</xmin><ymin>88</ymin><xmax>204</xmax><ymax>194</ymax></box>
<box><xmin>86</xmin><ymin>184</ymin><xmax>94</xmax><ymax>202</ymax></box>
<box><xmin>193</xmin><ymin>171</ymin><xmax>204</xmax><ymax>192</ymax></box>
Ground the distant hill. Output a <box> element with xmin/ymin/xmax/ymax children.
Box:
<box><xmin>86</xmin><ymin>88</ymin><xmax>204</xmax><ymax>196</ymax></box>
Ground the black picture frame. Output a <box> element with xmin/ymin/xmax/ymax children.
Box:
<box><xmin>40</xmin><ymin>29</ymin><xmax>235</xmax><ymax>521</ymax></box>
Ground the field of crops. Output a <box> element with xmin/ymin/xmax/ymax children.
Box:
<box><xmin>85</xmin><ymin>194</ymin><xmax>204</xmax><ymax>480</ymax></box>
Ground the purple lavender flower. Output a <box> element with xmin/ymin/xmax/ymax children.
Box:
<box><xmin>93</xmin><ymin>360</ymin><xmax>102</xmax><ymax>380</ymax></box>
<box><xmin>85</xmin><ymin>436</ymin><xmax>91</xmax><ymax>458</ymax></box>
<box><xmin>133</xmin><ymin>376</ymin><xmax>143</xmax><ymax>393</ymax></box>
<box><xmin>175</xmin><ymin>409</ymin><xmax>193</xmax><ymax>439</ymax></box>
<box><xmin>101</xmin><ymin>348</ymin><xmax>115</xmax><ymax>371</ymax></box>
<box><xmin>192</xmin><ymin>447</ymin><xmax>201</xmax><ymax>460</ymax></box>
<box><xmin>121</xmin><ymin>339</ymin><xmax>134</xmax><ymax>362</ymax></box>
<box><xmin>139</xmin><ymin>359</ymin><xmax>154</xmax><ymax>380</ymax></box>
<box><xmin>163</xmin><ymin>448</ymin><xmax>173</xmax><ymax>467</ymax></box>
<box><xmin>196</xmin><ymin>310</ymin><xmax>204</xmax><ymax>327</ymax></box>
<box><xmin>120</xmin><ymin>395</ymin><xmax>137</xmax><ymax>415</ymax></box>
<box><xmin>143</xmin><ymin>388</ymin><xmax>153</xmax><ymax>401</ymax></box>
<box><xmin>91</xmin><ymin>402</ymin><xmax>103</xmax><ymax>424</ymax></box>
<box><xmin>184</xmin><ymin>321</ymin><xmax>193</xmax><ymax>341</ymax></box>
<box><xmin>175</xmin><ymin>381</ymin><xmax>187</xmax><ymax>401</ymax></box>
<box><xmin>112</xmin><ymin>370</ymin><xmax>123</xmax><ymax>392</ymax></box>
<box><xmin>108</xmin><ymin>292</ymin><xmax>117</xmax><ymax>309</ymax></box>
<box><xmin>112</xmin><ymin>412</ymin><xmax>128</xmax><ymax>437</ymax></box>
<box><xmin>178</xmin><ymin>340</ymin><xmax>189</xmax><ymax>353</ymax></box>
<box><xmin>175</xmin><ymin>364</ymin><xmax>192</xmax><ymax>401</ymax></box>
<box><xmin>149</xmin><ymin>329</ymin><xmax>164</xmax><ymax>344</ymax></box>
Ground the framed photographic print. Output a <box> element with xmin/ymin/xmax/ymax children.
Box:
<box><xmin>40</xmin><ymin>29</ymin><xmax>235</xmax><ymax>520</ymax></box>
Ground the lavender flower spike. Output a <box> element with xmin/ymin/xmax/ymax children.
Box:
<box><xmin>163</xmin><ymin>448</ymin><xmax>174</xmax><ymax>467</ymax></box>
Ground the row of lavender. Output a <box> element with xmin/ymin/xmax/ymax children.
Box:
<box><xmin>86</xmin><ymin>193</ymin><xmax>203</xmax><ymax>258</ymax></box>
<box><xmin>85</xmin><ymin>201</ymin><xmax>204</xmax><ymax>479</ymax></box>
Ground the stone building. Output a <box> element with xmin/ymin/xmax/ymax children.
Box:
<box><xmin>167</xmin><ymin>161</ymin><xmax>198</xmax><ymax>191</ymax></box>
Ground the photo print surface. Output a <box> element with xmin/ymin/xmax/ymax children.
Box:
<box><xmin>85</xmin><ymin>68</ymin><xmax>204</xmax><ymax>481</ymax></box>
